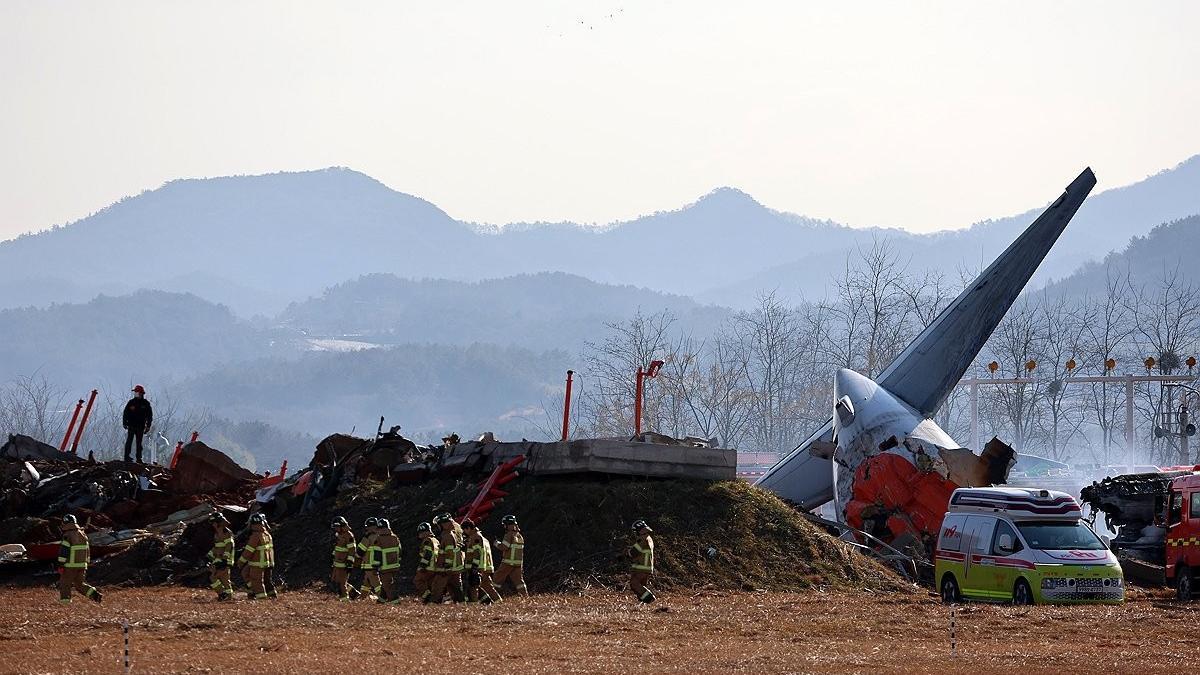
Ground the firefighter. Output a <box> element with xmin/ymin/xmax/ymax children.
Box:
<box><xmin>414</xmin><ymin>522</ymin><xmax>439</xmax><ymax>603</ymax></box>
<box><xmin>330</xmin><ymin>516</ymin><xmax>358</xmax><ymax>601</ymax></box>
<box><xmin>429</xmin><ymin>513</ymin><xmax>465</xmax><ymax>603</ymax></box>
<box><xmin>122</xmin><ymin>385</ymin><xmax>153</xmax><ymax>464</ymax></box>
<box><xmin>262</xmin><ymin>518</ymin><xmax>279</xmax><ymax>599</ymax></box>
<box><xmin>356</xmin><ymin>517</ymin><xmax>381</xmax><ymax>599</ymax></box>
<box><xmin>56</xmin><ymin>514</ymin><xmax>102</xmax><ymax>604</ymax></box>
<box><xmin>374</xmin><ymin>518</ymin><xmax>402</xmax><ymax>604</ymax></box>
<box><xmin>237</xmin><ymin>513</ymin><xmax>275</xmax><ymax>600</ymax></box>
<box><xmin>207</xmin><ymin>513</ymin><xmax>235</xmax><ymax>601</ymax></box>
<box><xmin>493</xmin><ymin>514</ymin><xmax>528</xmax><ymax>596</ymax></box>
<box><xmin>628</xmin><ymin>519</ymin><xmax>656</xmax><ymax>603</ymax></box>
<box><xmin>462</xmin><ymin>519</ymin><xmax>501</xmax><ymax>604</ymax></box>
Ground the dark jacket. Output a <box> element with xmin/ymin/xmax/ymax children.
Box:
<box><xmin>123</xmin><ymin>397</ymin><xmax>153</xmax><ymax>430</ymax></box>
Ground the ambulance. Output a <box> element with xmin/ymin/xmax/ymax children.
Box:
<box><xmin>934</xmin><ymin>487</ymin><xmax>1124</xmax><ymax>604</ymax></box>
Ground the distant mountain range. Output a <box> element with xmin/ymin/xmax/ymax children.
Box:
<box><xmin>1042</xmin><ymin>214</ymin><xmax>1200</xmax><ymax>298</ymax></box>
<box><xmin>0</xmin><ymin>290</ymin><xmax>280</xmax><ymax>387</ymax></box>
<box><xmin>0</xmin><ymin>274</ymin><xmax>715</xmax><ymax>441</ymax></box>
<box><xmin>4</xmin><ymin>155</ymin><xmax>1198</xmax><ymax>315</ymax></box>
<box><xmin>279</xmin><ymin>272</ymin><xmax>729</xmax><ymax>351</ymax></box>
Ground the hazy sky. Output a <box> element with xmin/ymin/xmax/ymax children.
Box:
<box><xmin>3</xmin><ymin>1</ymin><xmax>1199</xmax><ymax>241</ymax></box>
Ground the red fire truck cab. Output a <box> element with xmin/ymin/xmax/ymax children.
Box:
<box><xmin>1166</xmin><ymin>472</ymin><xmax>1200</xmax><ymax>600</ymax></box>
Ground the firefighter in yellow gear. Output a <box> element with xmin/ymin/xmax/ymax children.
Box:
<box><xmin>414</xmin><ymin>522</ymin><xmax>440</xmax><ymax>603</ymax></box>
<box><xmin>262</xmin><ymin>519</ymin><xmax>279</xmax><ymax>598</ymax></box>
<box><xmin>493</xmin><ymin>514</ymin><xmax>528</xmax><ymax>596</ymax></box>
<box><xmin>237</xmin><ymin>513</ymin><xmax>276</xmax><ymax>600</ymax></box>
<box><xmin>56</xmin><ymin>514</ymin><xmax>102</xmax><ymax>604</ymax></box>
<box><xmin>462</xmin><ymin>519</ymin><xmax>501</xmax><ymax>604</ymax></box>
<box><xmin>355</xmin><ymin>517</ymin><xmax>382</xmax><ymax>599</ymax></box>
<box><xmin>330</xmin><ymin>516</ymin><xmax>358</xmax><ymax>601</ymax></box>
<box><xmin>628</xmin><ymin>519</ymin><xmax>656</xmax><ymax>603</ymax></box>
<box><xmin>429</xmin><ymin>513</ymin><xmax>465</xmax><ymax>603</ymax></box>
<box><xmin>374</xmin><ymin>518</ymin><xmax>403</xmax><ymax>604</ymax></box>
<box><xmin>207</xmin><ymin>513</ymin><xmax>235</xmax><ymax>601</ymax></box>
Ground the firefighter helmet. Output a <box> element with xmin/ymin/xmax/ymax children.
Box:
<box><xmin>249</xmin><ymin>513</ymin><xmax>267</xmax><ymax>525</ymax></box>
<box><xmin>632</xmin><ymin>519</ymin><xmax>652</xmax><ymax>532</ymax></box>
<box><xmin>210</xmin><ymin>513</ymin><xmax>229</xmax><ymax>524</ymax></box>
<box><xmin>501</xmin><ymin>514</ymin><xmax>518</xmax><ymax>526</ymax></box>
<box><xmin>62</xmin><ymin>514</ymin><xmax>78</xmax><ymax>525</ymax></box>
<box><xmin>378</xmin><ymin>518</ymin><xmax>391</xmax><ymax>530</ymax></box>
<box><xmin>364</xmin><ymin>517</ymin><xmax>378</xmax><ymax>528</ymax></box>
<box><xmin>331</xmin><ymin>516</ymin><xmax>348</xmax><ymax>529</ymax></box>
<box><xmin>417</xmin><ymin>522</ymin><xmax>432</xmax><ymax>533</ymax></box>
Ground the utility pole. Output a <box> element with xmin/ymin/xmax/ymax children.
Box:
<box><xmin>1154</xmin><ymin>383</ymin><xmax>1199</xmax><ymax>465</ymax></box>
<box><xmin>969</xmin><ymin>381</ymin><xmax>979</xmax><ymax>452</ymax></box>
<box><xmin>633</xmin><ymin>360</ymin><xmax>664</xmax><ymax>437</ymax></box>
<box><xmin>1125</xmin><ymin>374</ymin><xmax>1135</xmax><ymax>453</ymax></box>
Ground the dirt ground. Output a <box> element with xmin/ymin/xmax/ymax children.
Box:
<box><xmin>2</xmin><ymin>585</ymin><xmax>1198</xmax><ymax>674</ymax></box>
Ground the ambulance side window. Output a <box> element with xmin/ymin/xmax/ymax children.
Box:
<box><xmin>939</xmin><ymin>515</ymin><xmax>964</xmax><ymax>552</ymax></box>
<box><xmin>991</xmin><ymin>521</ymin><xmax>1023</xmax><ymax>556</ymax></box>
<box><xmin>1191</xmin><ymin>493</ymin><xmax>1200</xmax><ymax>521</ymax></box>
<box><xmin>969</xmin><ymin>516</ymin><xmax>996</xmax><ymax>555</ymax></box>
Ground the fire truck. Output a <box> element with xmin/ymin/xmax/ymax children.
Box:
<box><xmin>1081</xmin><ymin>466</ymin><xmax>1200</xmax><ymax>600</ymax></box>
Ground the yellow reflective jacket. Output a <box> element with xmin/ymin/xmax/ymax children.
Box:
<box><xmin>209</xmin><ymin>526</ymin><xmax>235</xmax><ymax>565</ymax></box>
<box><xmin>630</xmin><ymin>534</ymin><xmax>654</xmax><ymax>573</ymax></box>
<box><xmin>239</xmin><ymin>527</ymin><xmax>275</xmax><ymax>568</ymax></box>
<box><xmin>58</xmin><ymin>525</ymin><xmax>90</xmax><ymax>569</ymax></box>
<box><xmin>417</xmin><ymin>533</ymin><xmax>440</xmax><ymax>572</ymax></box>
<box><xmin>497</xmin><ymin>529</ymin><xmax>524</xmax><ymax>567</ymax></box>
<box><xmin>333</xmin><ymin>529</ymin><xmax>356</xmax><ymax>569</ymax></box>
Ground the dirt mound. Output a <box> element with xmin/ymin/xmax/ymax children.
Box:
<box><xmin>271</xmin><ymin>477</ymin><xmax>904</xmax><ymax>594</ymax></box>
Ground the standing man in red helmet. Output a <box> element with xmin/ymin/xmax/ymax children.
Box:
<box><xmin>123</xmin><ymin>385</ymin><xmax>154</xmax><ymax>464</ymax></box>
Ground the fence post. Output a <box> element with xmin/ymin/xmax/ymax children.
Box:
<box><xmin>122</xmin><ymin>619</ymin><xmax>131</xmax><ymax>673</ymax></box>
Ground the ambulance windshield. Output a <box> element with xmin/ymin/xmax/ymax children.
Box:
<box><xmin>1015</xmin><ymin>521</ymin><xmax>1106</xmax><ymax>551</ymax></box>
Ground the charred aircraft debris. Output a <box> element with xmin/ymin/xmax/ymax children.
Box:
<box><xmin>758</xmin><ymin>167</ymin><xmax>1097</xmax><ymax>561</ymax></box>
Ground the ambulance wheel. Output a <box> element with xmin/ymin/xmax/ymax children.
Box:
<box><xmin>1177</xmin><ymin>567</ymin><xmax>1194</xmax><ymax>602</ymax></box>
<box><xmin>1012</xmin><ymin>579</ymin><xmax>1034</xmax><ymax>605</ymax></box>
<box><xmin>940</xmin><ymin>574</ymin><xmax>961</xmax><ymax>604</ymax></box>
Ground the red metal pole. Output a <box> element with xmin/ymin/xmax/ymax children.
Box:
<box><xmin>634</xmin><ymin>367</ymin><xmax>644</xmax><ymax>437</ymax></box>
<box><xmin>189</xmin><ymin>430</ymin><xmax>199</xmax><ymax>443</ymax></box>
<box><xmin>279</xmin><ymin>460</ymin><xmax>288</xmax><ymax>478</ymax></box>
<box><xmin>59</xmin><ymin>399</ymin><xmax>84</xmax><ymax>452</ymax></box>
<box><xmin>70</xmin><ymin>389</ymin><xmax>98</xmax><ymax>454</ymax></box>
<box><xmin>561</xmin><ymin>370</ymin><xmax>574</xmax><ymax>441</ymax></box>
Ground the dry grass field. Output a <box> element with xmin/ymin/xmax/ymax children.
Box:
<box><xmin>3</xmin><ymin>586</ymin><xmax>1199</xmax><ymax>673</ymax></box>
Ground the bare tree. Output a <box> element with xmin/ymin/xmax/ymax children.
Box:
<box><xmin>1078</xmin><ymin>267</ymin><xmax>1136</xmax><ymax>465</ymax></box>
<box><xmin>0</xmin><ymin>374</ymin><xmax>71</xmax><ymax>444</ymax></box>
<box><xmin>1033</xmin><ymin>298</ymin><xmax>1088</xmax><ymax>461</ymax></box>
<box><xmin>981</xmin><ymin>300</ymin><xmax>1045</xmax><ymax>453</ymax></box>
<box><xmin>577</xmin><ymin>310</ymin><xmax>678</xmax><ymax>437</ymax></box>
<box><xmin>1126</xmin><ymin>267</ymin><xmax>1200</xmax><ymax>464</ymax></box>
<box><xmin>730</xmin><ymin>292</ymin><xmax>818</xmax><ymax>455</ymax></box>
<box><xmin>659</xmin><ymin>329</ymin><xmax>757</xmax><ymax>448</ymax></box>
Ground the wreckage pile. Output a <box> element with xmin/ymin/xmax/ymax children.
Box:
<box><xmin>1</xmin><ymin>434</ymin><xmax>259</xmax><ymax>584</ymax></box>
<box><xmin>271</xmin><ymin>477</ymin><xmax>903</xmax><ymax>593</ymax></box>
<box><xmin>2</xmin><ymin>428</ymin><xmax>901</xmax><ymax>595</ymax></box>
